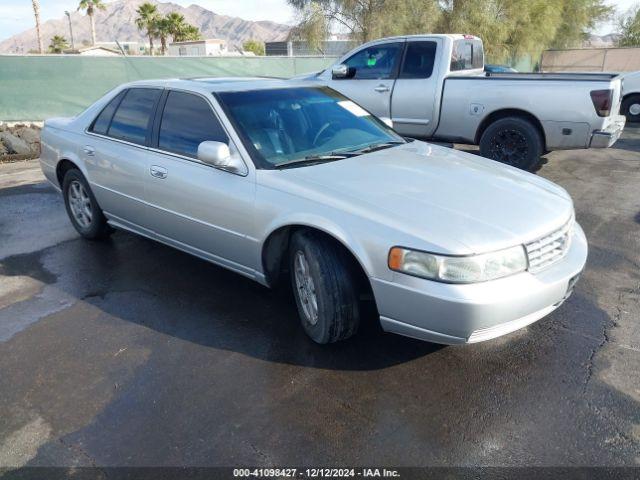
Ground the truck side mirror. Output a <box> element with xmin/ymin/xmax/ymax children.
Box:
<box><xmin>332</xmin><ymin>64</ymin><xmax>355</xmax><ymax>80</ymax></box>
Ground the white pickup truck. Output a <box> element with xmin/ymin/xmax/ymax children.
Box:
<box><xmin>621</xmin><ymin>70</ymin><xmax>640</xmax><ymax>122</ymax></box>
<box><xmin>302</xmin><ymin>34</ymin><xmax>626</xmax><ymax>171</ymax></box>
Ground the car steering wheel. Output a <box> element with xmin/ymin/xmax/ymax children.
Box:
<box><xmin>312</xmin><ymin>121</ymin><xmax>342</xmax><ymax>147</ymax></box>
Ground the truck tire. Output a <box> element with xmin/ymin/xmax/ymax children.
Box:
<box><xmin>289</xmin><ymin>230</ymin><xmax>360</xmax><ymax>344</ymax></box>
<box><xmin>62</xmin><ymin>168</ymin><xmax>112</xmax><ymax>240</ymax></box>
<box><xmin>621</xmin><ymin>95</ymin><xmax>640</xmax><ymax>123</ymax></box>
<box><xmin>479</xmin><ymin>117</ymin><xmax>544</xmax><ymax>172</ymax></box>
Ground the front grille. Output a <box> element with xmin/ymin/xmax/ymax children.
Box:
<box><xmin>525</xmin><ymin>216</ymin><xmax>573</xmax><ymax>272</ymax></box>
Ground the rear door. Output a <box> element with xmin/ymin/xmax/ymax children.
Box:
<box><xmin>143</xmin><ymin>89</ymin><xmax>256</xmax><ymax>273</ymax></box>
<box><xmin>390</xmin><ymin>39</ymin><xmax>442</xmax><ymax>138</ymax></box>
<box><xmin>83</xmin><ymin>87</ymin><xmax>162</xmax><ymax>229</ymax></box>
<box><xmin>323</xmin><ymin>40</ymin><xmax>405</xmax><ymax>119</ymax></box>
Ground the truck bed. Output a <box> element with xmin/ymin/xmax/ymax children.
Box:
<box><xmin>435</xmin><ymin>73</ymin><xmax>623</xmax><ymax>148</ymax></box>
<box><xmin>467</xmin><ymin>72</ymin><xmax>621</xmax><ymax>81</ymax></box>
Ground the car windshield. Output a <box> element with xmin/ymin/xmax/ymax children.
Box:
<box><xmin>216</xmin><ymin>86</ymin><xmax>404</xmax><ymax>168</ymax></box>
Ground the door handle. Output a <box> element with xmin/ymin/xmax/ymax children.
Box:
<box><xmin>374</xmin><ymin>85</ymin><xmax>390</xmax><ymax>93</ymax></box>
<box><xmin>150</xmin><ymin>165</ymin><xmax>167</xmax><ymax>179</ymax></box>
<box><xmin>83</xmin><ymin>145</ymin><xmax>95</xmax><ymax>156</ymax></box>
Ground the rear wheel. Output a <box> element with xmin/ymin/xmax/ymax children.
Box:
<box><xmin>289</xmin><ymin>231</ymin><xmax>360</xmax><ymax>344</ymax></box>
<box><xmin>479</xmin><ymin>117</ymin><xmax>544</xmax><ymax>172</ymax></box>
<box><xmin>62</xmin><ymin>168</ymin><xmax>112</xmax><ymax>240</ymax></box>
<box><xmin>622</xmin><ymin>95</ymin><xmax>640</xmax><ymax>123</ymax></box>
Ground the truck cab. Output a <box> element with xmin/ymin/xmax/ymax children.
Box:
<box><xmin>317</xmin><ymin>34</ymin><xmax>484</xmax><ymax>138</ymax></box>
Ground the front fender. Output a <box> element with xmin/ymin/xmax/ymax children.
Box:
<box><xmin>258</xmin><ymin>213</ymin><xmax>377</xmax><ymax>283</ymax></box>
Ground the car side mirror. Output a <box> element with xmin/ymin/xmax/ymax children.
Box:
<box><xmin>332</xmin><ymin>64</ymin><xmax>355</xmax><ymax>79</ymax></box>
<box><xmin>197</xmin><ymin>141</ymin><xmax>246</xmax><ymax>174</ymax></box>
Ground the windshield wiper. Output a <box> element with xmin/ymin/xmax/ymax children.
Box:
<box><xmin>352</xmin><ymin>140</ymin><xmax>404</xmax><ymax>154</ymax></box>
<box><xmin>275</xmin><ymin>152</ymin><xmax>359</xmax><ymax>169</ymax></box>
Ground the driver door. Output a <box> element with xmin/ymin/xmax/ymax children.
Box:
<box><xmin>322</xmin><ymin>40</ymin><xmax>405</xmax><ymax>119</ymax></box>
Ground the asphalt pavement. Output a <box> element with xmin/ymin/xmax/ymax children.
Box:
<box><xmin>0</xmin><ymin>127</ymin><xmax>639</xmax><ymax>471</ymax></box>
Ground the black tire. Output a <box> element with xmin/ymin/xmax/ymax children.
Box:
<box><xmin>479</xmin><ymin>117</ymin><xmax>544</xmax><ymax>172</ymax></box>
<box><xmin>289</xmin><ymin>231</ymin><xmax>360</xmax><ymax>344</ymax></box>
<box><xmin>62</xmin><ymin>168</ymin><xmax>112</xmax><ymax>240</ymax></box>
<box><xmin>621</xmin><ymin>95</ymin><xmax>640</xmax><ymax>123</ymax></box>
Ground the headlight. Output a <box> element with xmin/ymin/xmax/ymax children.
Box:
<box><xmin>388</xmin><ymin>245</ymin><xmax>527</xmax><ymax>283</ymax></box>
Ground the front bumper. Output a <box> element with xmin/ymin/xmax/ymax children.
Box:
<box><xmin>589</xmin><ymin>115</ymin><xmax>626</xmax><ymax>148</ymax></box>
<box><xmin>372</xmin><ymin>223</ymin><xmax>588</xmax><ymax>345</ymax></box>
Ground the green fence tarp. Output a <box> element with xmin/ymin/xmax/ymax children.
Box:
<box><xmin>0</xmin><ymin>55</ymin><xmax>336</xmax><ymax>121</ymax></box>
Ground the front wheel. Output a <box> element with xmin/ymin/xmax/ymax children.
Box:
<box><xmin>479</xmin><ymin>117</ymin><xmax>544</xmax><ymax>172</ymax></box>
<box><xmin>289</xmin><ymin>231</ymin><xmax>360</xmax><ymax>344</ymax></box>
<box><xmin>622</xmin><ymin>95</ymin><xmax>640</xmax><ymax>123</ymax></box>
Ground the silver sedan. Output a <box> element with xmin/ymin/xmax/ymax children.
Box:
<box><xmin>39</xmin><ymin>78</ymin><xmax>588</xmax><ymax>344</ymax></box>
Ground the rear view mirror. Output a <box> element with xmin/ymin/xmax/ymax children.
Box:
<box><xmin>197</xmin><ymin>141</ymin><xmax>247</xmax><ymax>175</ymax></box>
<box><xmin>332</xmin><ymin>64</ymin><xmax>355</xmax><ymax>79</ymax></box>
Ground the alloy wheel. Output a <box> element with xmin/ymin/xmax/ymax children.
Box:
<box><xmin>67</xmin><ymin>180</ymin><xmax>93</xmax><ymax>228</ymax></box>
<box><xmin>294</xmin><ymin>250</ymin><xmax>318</xmax><ymax>325</ymax></box>
<box><xmin>489</xmin><ymin>129</ymin><xmax>529</xmax><ymax>165</ymax></box>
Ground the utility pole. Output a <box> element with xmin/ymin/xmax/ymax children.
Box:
<box><xmin>65</xmin><ymin>11</ymin><xmax>75</xmax><ymax>50</ymax></box>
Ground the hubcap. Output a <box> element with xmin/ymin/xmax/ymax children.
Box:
<box><xmin>67</xmin><ymin>180</ymin><xmax>93</xmax><ymax>229</ymax></box>
<box><xmin>489</xmin><ymin>129</ymin><xmax>529</xmax><ymax>166</ymax></box>
<box><xmin>629</xmin><ymin>103</ymin><xmax>640</xmax><ymax>116</ymax></box>
<box><xmin>294</xmin><ymin>251</ymin><xmax>318</xmax><ymax>325</ymax></box>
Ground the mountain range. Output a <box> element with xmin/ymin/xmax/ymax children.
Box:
<box><xmin>0</xmin><ymin>0</ymin><xmax>292</xmax><ymax>54</ymax></box>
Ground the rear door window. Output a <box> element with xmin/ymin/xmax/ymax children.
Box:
<box><xmin>400</xmin><ymin>41</ymin><xmax>437</xmax><ymax>79</ymax></box>
<box><xmin>158</xmin><ymin>91</ymin><xmax>229</xmax><ymax>158</ymax></box>
<box><xmin>107</xmin><ymin>88</ymin><xmax>162</xmax><ymax>145</ymax></box>
<box><xmin>344</xmin><ymin>43</ymin><xmax>403</xmax><ymax>80</ymax></box>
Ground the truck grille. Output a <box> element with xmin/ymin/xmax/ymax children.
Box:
<box><xmin>525</xmin><ymin>216</ymin><xmax>573</xmax><ymax>272</ymax></box>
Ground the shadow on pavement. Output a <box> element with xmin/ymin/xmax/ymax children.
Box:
<box><xmin>0</xmin><ymin>230</ymin><xmax>443</xmax><ymax>372</ymax></box>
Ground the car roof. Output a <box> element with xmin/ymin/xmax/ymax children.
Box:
<box><xmin>119</xmin><ymin>77</ymin><xmax>322</xmax><ymax>93</ymax></box>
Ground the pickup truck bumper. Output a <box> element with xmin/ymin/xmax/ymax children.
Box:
<box><xmin>372</xmin><ymin>224</ymin><xmax>588</xmax><ymax>345</ymax></box>
<box><xmin>590</xmin><ymin>115</ymin><xmax>626</xmax><ymax>148</ymax></box>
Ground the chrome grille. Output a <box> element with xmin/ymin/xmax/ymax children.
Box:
<box><xmin>525</xmin><ymin>217</ymin><xmax>573</xmax><ymax>272</ymax></box>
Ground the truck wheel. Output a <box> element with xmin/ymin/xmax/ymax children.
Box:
<box><xmin>479</xmin><ymin>117</ymin><xmax>543</xmax><ymax>172</ymax></box>
<box><xmin>622</xmin><ymin>95</ymin><xmax>640</xmax><ymax>123</ymax></box>
<box><xmin>289</xmin><ymin>230</ymin><xmax>360</xmax><ymax>344</ymax></box>
<box><xmin>62</xmin><ymin>168</ymin><xmax>112</xmax><ymax>240</ymax></box>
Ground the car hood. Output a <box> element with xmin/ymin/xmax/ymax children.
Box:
<box><xmin>262</xmin><ymin>141</ymin><xmax>574</xmax><ymax>254</ymax></box>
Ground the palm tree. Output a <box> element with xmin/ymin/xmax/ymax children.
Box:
<box><xmin>174</xmin><ymin>24</ymin><xmax>202</xmax><ymax>42</ymax></box>
<box><xmin>77</xmin><ymin>0</ymin><xmax>106</xmax><ymax>46</ymax></box>
<box><xmin>164</xmin><ymin>11</ymin><xmax>186</xmax><ymax>43</ymax></box>
<box><xmin>31</xmin><ymin>0</ymin><xmax>44</xmax><ymax>54</ymax></box>
<box><xmin>49</xmin><ymin>35</ymin><xmax>70</xmax><ymax>53</ymax></box>
<box><xmin>155</xmin><ymin>17</ymin><xmax>171</xmax><ymax>55</ymax></box>
<box><xmin>135</xmin><ymin>2</ymin><xmax>159</xmax><ymax>55</ymax></box>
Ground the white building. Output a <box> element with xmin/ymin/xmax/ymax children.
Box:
<box><xmin>66</xmin><ymin>46</ymin><xmax>122</xmax><ymax>56</ymax></box>
<box><xmin>168</xmin><ymin>39</ymin><xmax>227</xmax><ymax>56</ymax></box>
<box><xmin>96</xmin><ymin>41</ymin><xmax>149</xmax><ymax>55</ymax></box>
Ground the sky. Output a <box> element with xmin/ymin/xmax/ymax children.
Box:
<box><xmin>0</xmin><ymin>0</ymin><xmax>636</xmax><ymax>42</ymax></box>
<box><xmin>0</xmin><ymin>0</ymin><xmax>297</xmax><ymax>41</ymax></box>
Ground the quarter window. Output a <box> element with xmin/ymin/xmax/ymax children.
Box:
<box><xmin>344</xmin><ymin>43</ymin><xmax>403</xmax><ymax>80</ymax></box>
<box><xmin>400</xmin><ymin>41</ymin><xmax>437</xmax><ymax>79</ymax></box>
<box><xmin>450</xmin><ymin>39</ymin><xmax>484</xmax><ymax>71</ymax></box>
<box><xmin>90</xmin><ymin>90</ymin><xmax>126</xmax><ymax>135</ymax></box>
<box><xmin>107</xmin><ymin>88</ymin><xmax>162</xmax><ymax>145</ymax></box>
<box><xmin>158</xmin><ymin>91</ymin><xmax>228</xmax><ymax>158</ymax></box>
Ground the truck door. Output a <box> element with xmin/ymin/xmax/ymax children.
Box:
<box><xmin>323</xmin><ymin>40</ymin><xmax>404</xmax><ymax>120</ymax></box>
<box><xmin>390</xmin><ymin>39</ymin><xmax>442</xmax><ymax>138</ymax></box>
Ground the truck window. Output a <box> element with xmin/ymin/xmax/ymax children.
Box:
<box><xmin>344</xmin><ymin>43</ymin><xmax>403</xmax><ymax>80</ymax></box>
<box><xmin>400</xmin><ymin>41</ymin><xmax>437</xmax><ymax>79</ymax></box>
<box><xmin>450</xmin><ymin>39</ymin><xmax>483</xmax><ymax>71</ymax></box>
